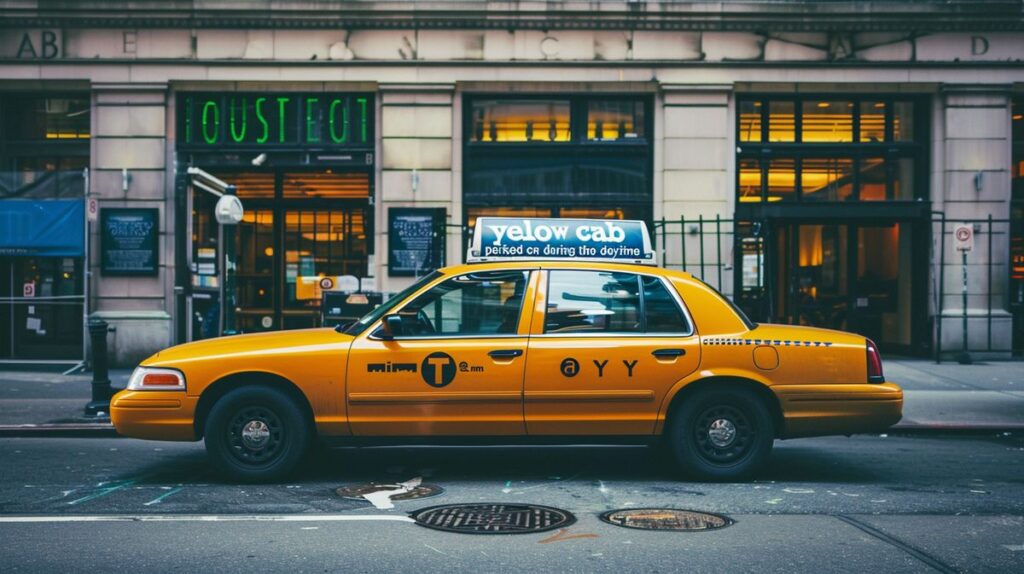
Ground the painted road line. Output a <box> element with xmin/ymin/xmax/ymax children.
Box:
<box><xmin>0</xmin><ymin>514</ymin><xmax>416</xmax><ymax>523</ymax></box>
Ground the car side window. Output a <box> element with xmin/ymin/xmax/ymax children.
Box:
<box><xmin>391</xmin><ymin>270</ymin><xmax>530</xmax><ymax>337</ymax></box>
<box><xmin>642</xmin><ymin>276</ymin><xmax>692</xmax><ymax>333</ymax></box>
<box><xmin>545</xmin><ymin>270</ymin><xmax>641</xmax><ymax>334</ymax></box>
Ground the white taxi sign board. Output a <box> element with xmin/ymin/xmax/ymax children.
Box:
<box><xmin>468</xmin><ymin>218</ymin><xmax>656</xmax><ymax>265</ymax></box>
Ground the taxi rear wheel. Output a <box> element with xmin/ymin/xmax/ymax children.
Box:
<box><xmin>204</xmin><ymin>386</ymin><xmax>310</xmax><ymax>483</ymax></box>
<box><xmin>668</xmin><ymin>388</ymin><xmax>774</xmax><ymax>481</ymax></box>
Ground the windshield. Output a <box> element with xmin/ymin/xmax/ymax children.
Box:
<box><xmin>340</xmin><ymin>271</ymin><xmax>442</xmax><ymax>335</ymax></box>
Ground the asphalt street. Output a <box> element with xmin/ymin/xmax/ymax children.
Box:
<box><xmin>1</xmin><ymin>434</ymin><xmax>1023</xmax><ymax>573</ymax></box>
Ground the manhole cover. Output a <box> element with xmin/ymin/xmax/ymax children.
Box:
<box><xmin>335</xmin><ymin>482</ymin><xmax>444</xmax><ymax>502</ymax></box>
<box><xmin>600</xmin><ymin>508</ymin><xmax>733</xmax><ymax>531</ymax></box>
<box><xmin>411</xmin><ymin>503</ymin><xmax>576</xmax><ymax>534</ymax></box>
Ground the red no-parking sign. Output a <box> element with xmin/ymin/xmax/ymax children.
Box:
<box><xmin>953</xmin><ymin>224</ymin><xmax>973</xmax><ymax>252</ymax></box>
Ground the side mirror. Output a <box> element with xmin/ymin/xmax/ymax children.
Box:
<box><xmin>380</xmin><ymin>314</ymin><xmax>403</xmax><ymax>340</ymax></box>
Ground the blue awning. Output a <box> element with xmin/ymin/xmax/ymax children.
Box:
<box><xmin>0</xmin><ymin>199</ymin><xmax>84</xmax><ymax>257</ymax></box>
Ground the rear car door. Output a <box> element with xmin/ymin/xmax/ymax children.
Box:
<box><xmin>524</xmin><ymin>268</ymin><xmax>700</xmax><ymax>435</ymax></box>
<box><xmin>347</xmin><ymin>269</ymin><xmax>537</xmax><ymax>436</ymax></box>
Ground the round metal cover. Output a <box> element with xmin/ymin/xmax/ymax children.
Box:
<box><xmin>335</xmin><ymin>482</ymin><xmax>444</xmax><ymax>502</ymax></box>
<box><xmin>600</xmin><ymin>508</ymin><xmax>733</xmax><ymax>531</ymax></box>
<box><xmin>411</xmin><ymin>503</ymin><xmax>576</xmax><ymax>534</ymax></box>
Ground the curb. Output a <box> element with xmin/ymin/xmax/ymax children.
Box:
<box><xmin>887</xmin><ymin>423</ymin><xmax>1023</xmax><ymax>435</ymax></box>
<box><xmin>0</xmin><ymin>424</ymin><xmax>119</xmax><ymax>438</ymax></box>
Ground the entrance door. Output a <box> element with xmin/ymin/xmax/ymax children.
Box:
<box><xmin>346</xmin><ymin>269</ymin><xmax>535</xmax><ymax>436</ymax></box>
<box><xmin>775</xmin><ymin>222</ymin><xmax>914</xmax><ymax>351</ymax></box>
<box><xmin>1</xmin><ymin>257</ymin><xmax>83</xmax><ymax>360</ymax></box>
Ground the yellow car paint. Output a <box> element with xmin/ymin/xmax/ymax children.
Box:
<box><xmin>111</xmin><ymin>261</ymin><xmax>903</xmax><ymax>443</ymax></box>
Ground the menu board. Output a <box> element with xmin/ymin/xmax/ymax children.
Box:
<box><xmin>101</xmin><ymin>208</ymin><xmax>159</xmax><ymax>276</ymax></box>
<box><xmin>388</xmin><ymin>208</ymin><xmax>445</xmax><ymax>277</ymax></box>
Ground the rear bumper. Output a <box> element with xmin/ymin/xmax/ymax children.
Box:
<box><xmin>772</xmin><ymin>382</ymin><xmax>903</xmax><ymax>439</ymax></box>
<box><xmin>110</xmin><ymin>390</ymin><xmax>198</xmax><ymax>441</ymax></box>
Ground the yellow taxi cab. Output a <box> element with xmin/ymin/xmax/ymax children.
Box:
<box><xmin>111</xmin><ymin>218</ymin><xmax>902</xmax><ymax>482</ymax></box>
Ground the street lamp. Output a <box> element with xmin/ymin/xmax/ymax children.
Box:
<box><xmin>187</xmin><ymin>167</ymin><xmax>244</xmax><ymax>336</ymax></box>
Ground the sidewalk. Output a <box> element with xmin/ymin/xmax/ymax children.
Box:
<box><xmin>0</xmin><ymin>360</ymin><xmax>1021</xmax><ymax>437</ymax></box>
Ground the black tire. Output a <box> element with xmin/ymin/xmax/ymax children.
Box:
<box><xmin>204</xmin><ymin>386</ymin><xmax>311</xmax><ymax>483</ymax></box>
<box><xmin>667</xmin><ymin>388</ymin><xmax>774</xmax><ymax>481</ymax></box>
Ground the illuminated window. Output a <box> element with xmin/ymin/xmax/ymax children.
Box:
<box><xmin>767</xmin><ymin>159</ymin><xmax>796</xmax><ymax>201</ymax></box>
<box><xmin>860</xmin><ymin>101</ymin><xmax>886</xmax><ymax>142</ymax></box>
<box><xmin>739</xmin><ymin>100</ymin><xmax>763</xmax><ymax>143</ymax></box>
<box><xmin>801</xmin><ymin>100</ymin><xmax>853</xmax><ymax>143</ymax></box>
<box><xmin>471</xmin><ymin>100</ymin><xmax>570</xmax><ymax>142</ymax></box>
<box><xmin>859</xmin><ymin>158</ymin><xmax>887</xmax><ymax>201</ymax></box>
<box><xmin>893</xmin><ymin>101</ymin><xmax>915</xmax><ymax>142</ymax></box>
<box><xmin>801</xmin><ymin>158</ymin><xmax>854</xmax><ymax>201</ymax></box>
<box><xmin>738</xmin><ymin>159</ymin><xmax>762</xmax><ymax>202</ymax></box>
<box><xmin>587</xmin><ymin>100</ymin><xmax>645</xmax><ymax>141</ymax></box>
<box><xmin>736</xmin><ymin>95</ymin><xmax>925</xmax><ymax>203</ymax></box>
<box><xmin>768</xmin><ymin>101</ymin><xmax>795</xmax><ymax>143</ymax></box>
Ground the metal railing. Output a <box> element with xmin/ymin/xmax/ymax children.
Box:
<box><xmin>652</xmin><ymin>216</ymin><xmax>738</xmax><ymax>296</ymax></box>
<box><xmin>931</xmin><ymin>212</ymin><xmax>1016</xmax><ymax>360</ymax></box>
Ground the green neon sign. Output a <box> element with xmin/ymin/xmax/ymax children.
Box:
<box><xmin>180</xmin><ymin>93</ymin><xmax>373</xmax><ymax>148</ymax></box>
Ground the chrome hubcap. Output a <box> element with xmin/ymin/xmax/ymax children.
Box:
<box><xmin>241</xmin><ymin>420</ymin><xmax>271</xmax><ymax>450</ymax></box>
<box><xmin>707</xmin><ymin>418</ymin><xmax>737</xmax><ymax>448</ymax></box>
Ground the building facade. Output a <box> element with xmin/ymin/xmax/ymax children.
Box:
<box><xmin>0</xmin><ymin>0</ymin><xmax>1021</xmax><ymax>366</ymax></box>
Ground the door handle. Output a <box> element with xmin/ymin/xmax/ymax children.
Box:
<box><xmin>652</xmin><ymin>348</ymin><xmax>686</xmax><ymax>359</ymax></box>
<box><xmin>488</xmin><ymin>349</ymin><xmax>523</xmax><ymax>359</ymax></box>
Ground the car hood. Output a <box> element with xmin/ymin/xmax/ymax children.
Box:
<box><xmin>141</xmin><ymin>328</ymin><xmax>355</xmax><ymax>368</ymax></box>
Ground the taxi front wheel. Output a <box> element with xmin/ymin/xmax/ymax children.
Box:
<box><xmin>204</xmin><ymin>386</ymin><xmax>311</xmax><ymax>483</ymax></box>
<box><xmin>668</xmin><ymin>388</ymin><xmax>774</xmax><ymax>481</ymax></box>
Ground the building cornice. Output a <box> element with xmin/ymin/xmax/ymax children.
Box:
<box><xmin>0</xmin><ymin>1</ymin><xmax>1022</xmax><ymax>33</ymax></box>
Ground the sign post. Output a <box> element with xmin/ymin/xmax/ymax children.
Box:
<box><xmin>953</xmin><ymin>224</ymin><xmax>973</xmax><ymax>364</ymax></box>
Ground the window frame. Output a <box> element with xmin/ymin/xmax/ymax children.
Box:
<box><xmin>539</xmin><ymin>269</ymin><xmax>695</xmax><ymax>338</ymax></box>
<box><xmin>368</xmin><ymin>269</ymin><xmax>536</xmax><ymax>341</ymax></box>
<box><xmin>735</xmin><ymin>94</ymin><xmax>929</xmax><ymax>204</ymax></box>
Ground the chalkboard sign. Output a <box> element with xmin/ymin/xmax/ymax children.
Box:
<box><xmin>101</xmin><ymin>208</ymin><xmax>159</xmax><ymax>276</ymax></box>
<box><xmin>388</xmin><ymin>208</ymin><xmax>445</xmax><ymax>277</ymax></box>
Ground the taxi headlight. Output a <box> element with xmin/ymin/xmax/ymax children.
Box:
<box><xmin>127</xmin><ymin>367</ymin><xmax>186</xmax><ymax>391</ymax></box>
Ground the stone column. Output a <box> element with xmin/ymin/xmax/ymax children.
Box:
<box><xmin>937</xmin><ymin>84</ymin><xmax>1013</xmax><ymax>357</ymax></box>
<box><xmin>89</xmin><ymin>82</ymin><xmax>172</xmax><ymax>367</ymax></box>
<box><xmin>659</xmin><ymin>83</ymin><xmax>734</xmax><ymax>294</ymax></box>
<box><xmin>377</xmin><ymin>83</ymin><xmax>456</xmax><ymax>293</ymax></box>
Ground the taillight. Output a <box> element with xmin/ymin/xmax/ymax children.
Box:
<box><xmin>866</xmin><ymin>339</ymin><xmax>884</xmax><ymax>383</ymax></box>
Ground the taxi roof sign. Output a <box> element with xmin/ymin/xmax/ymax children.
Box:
<box><xmin>467</xmin><ymin>217</ymin><xmax>657</xmax><ymax>265</ymax></box>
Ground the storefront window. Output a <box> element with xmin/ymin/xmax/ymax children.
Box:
<box><xmin>893</xmin><ymin>101</ymin><xmax>915</xmax><ymax>142</ymax></box>
<box><xmin>586</xmin><ymin>100</ymin><xmax>645</xmax><ymax>142</ymax></box>
<box><xmin>859</xmin><ymin>158</ymin><xmax>887</xmax><ymax>201</ymax></box>
<box><xmin>801</xmin><ymin>100</ymin><xmax>853</xmax><ymax>143</ymax></box>
<box><xmin>2</xmin><ymin>95</ymin><xmax>90</xmax><ymax>140</ymax></box>
<box><xmin>470</xmin><ymin>99</ymin><xmax>570</xmax><ymax>142</ymax></box>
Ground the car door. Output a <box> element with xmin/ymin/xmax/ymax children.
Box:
<box><xmin>347</xmin><ymin>268</ymin><xmax>537</xmax><ymax>436</ymax></box>
<box><xmin>524</xmin><ymin>268</ymin><xmax>701</xmax><ymax>435</ymax></box>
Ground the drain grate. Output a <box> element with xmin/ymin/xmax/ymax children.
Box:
<box><xmin>411</xmin><ymin>503</ymin><xmax>576</xmax><ymax>534</ymax></box>
<box><xmin>335</xmin><ymin>482</ymin><xmax>444</xmax><ymax>502</ymax></box>
<box><xmin>600</xmin><ymin>508</ymin><xmax>733</xmax><ymax>531</ymax></box>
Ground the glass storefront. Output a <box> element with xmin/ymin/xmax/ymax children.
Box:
<box><xmin>177</xmin><ymin>92</ymin><xmax>374</xmax><ymax>341</ymax></box>
<box><xmin>735</xmin><ymin>94</ymin><xmax>930</xmax><ymax>354</ymax></box>
<box><xmin>0</xmin><ymin>93</ymin><xmax>89</xmax><ymax>361</ymax></box>
<box><xmin>463</xmin><ymin>95</ymin><xmax>653</xmax><ymax>233</ymax></box>
<box><xmin>1011</xmin><ymin>97</ymin><xmax>1023</xmax><ymax>354</ymax></box>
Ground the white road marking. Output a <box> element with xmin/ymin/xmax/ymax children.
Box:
<box><xmin>0</xmin><ymin>514</ymin><xmax>415</xmax><ymax>524</ymax></box>
<box><xmin>362</xmin><ymin>477</ymin><xmax>422</xmax><ymax>510</ymax></box>
<box><xmin>1003</xmin><ymin>544</ymin><xmax>1024</xmax><ymax>552</ymax></box>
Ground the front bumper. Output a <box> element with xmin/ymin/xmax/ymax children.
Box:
<box><xmin>110</xmin><ymin>390</ymin><xmax>198</xmax><ymax>441</ymax></box>
<box><xmin>772</xmin><ymin>382</ymin><xmax>903</xmax><ymax>439</ymax></box>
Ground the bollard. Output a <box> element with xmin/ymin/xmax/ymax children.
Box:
<box><xmin>84</xmin><ymin>318</ymin><xmax>114</xmax><ymax>417</ymax></box>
